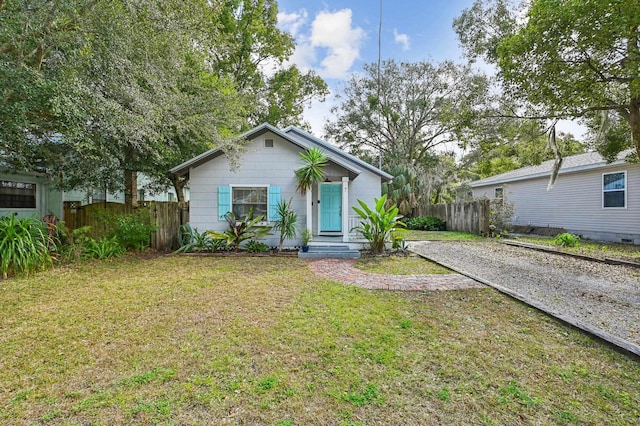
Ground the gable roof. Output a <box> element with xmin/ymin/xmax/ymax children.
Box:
<box><xmin>282</xmin><ymin>126</ymin><xmax>393</xmax><ymax>181</ymax></box>
<box><xmin>170</xmin><ymin>123</ymin><xmax>393</xmax><ymax>181</ymax></box>
<box><xmin>470</xmin><ymin>149</ymin><xmax>633</xmax><ymax>187</ymax></box>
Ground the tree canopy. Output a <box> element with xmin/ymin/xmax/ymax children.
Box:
<box><xmin>325</xmin><ymin>60</ymin><xmax>488</xmax><ymax>167</ymax></box>
<box><xmin>324</xmin><ymin>59</ymin><xmax>489</xmax><ymax>209</ymax></box>
<box><xmin>1</xmin><ymin>0</ymin><xmax>328</xmax><ymax>204</ymax></box>
<box><xmin>454</xmin><ymin>0</ymin><xmax>640</xmax><ymax>160</ymax></box>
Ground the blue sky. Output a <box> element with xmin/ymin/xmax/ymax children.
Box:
<box><xmin>274</xmin><ymin>0</ymin><xmax>584</xmax><ymax>141</ymax></box>
<box><xmin>275</xmin><ymin>0</ymin><xmax>479</xmax><ymax>135</ymax></box>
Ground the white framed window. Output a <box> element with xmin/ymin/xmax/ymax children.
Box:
<box><xmin>92</xmin><ymin>189</ymin><xmax>107</xmax><ymax>203</ymax></box>
<box><xmin>218</xmin><ymin>185</ymin><xmax>280</xmax><ymax>222</ymax></box>
<box><xmin>0</xmin><ymin>180</ymin><xmax>37</xmax><ymax>209</ymax></box>
<box><xmin>494</xmin><ymin>187</ymin><xmax>503</xmax><ymax>200</ymax></box>
<box><xmin>603</xmin><ymin>171</ymin><xmax>626</xmax><ymax>208</ymax></box>
<box><xmin>264</xmin><ymin>138</ymin><xmax>274</xmax><ymax>148</ymax></box>
<box><xmin>231</xmin><ymin>185</ymin><xmax>269</xmax><ymax>218</ymax></box>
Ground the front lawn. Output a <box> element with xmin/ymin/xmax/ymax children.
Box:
<box><xmin>355</xmin><ymin>254</ymin><xmax>452</xmax><ymax>275</ymax></box>
<box><xmin>1</xmin><ymin>255</ymin><xmax>638</xmax><ymax>424</ymax></box>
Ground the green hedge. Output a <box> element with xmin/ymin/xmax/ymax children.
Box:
<box><xmin>401</xmin><ymin>216</ymin><xmax>446</xmax><ymax>231</ymax></box>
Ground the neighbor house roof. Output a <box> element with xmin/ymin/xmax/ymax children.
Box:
<box><xmin>170</xmin><ymin>123</ymin><xmax>393</xmax><ymax>182</ymax></box>
<box><xmin>470</xmin><ymin>149</ymin><xmax>634</xmax><ymax>187</ymax></box>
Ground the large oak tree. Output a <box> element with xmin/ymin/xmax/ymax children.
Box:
<box><xmin>454</xmin><ymin>0</ymin><xmax>640</xmax><ymax>160</ymax></box>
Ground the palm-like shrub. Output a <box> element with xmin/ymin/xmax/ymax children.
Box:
<box><xmin>272</xmin><ymin>199</ymin><xmax>298</xmax><ymax>251</ymax></box>
<box><xmin>295</xmin><ymin>147</ymin><xmax>327</xmax><ymax>194</ymax></box>
<box><xmin>352</xmin><ymin>195</ymin><xmax>406</xmax><ymax>254</ymax></box>
<box><xmin>209</xmin><ymin>209</ymin><xmax>271</xmax><ymax>252</ymax></box>
<box><xmin>0</xmin><ymin>214</ymin><xmax>52</xmax><ymax>278</ymax></box>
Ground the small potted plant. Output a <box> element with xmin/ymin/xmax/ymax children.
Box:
<box><xmin>301</xmin><ymin>228</ymin><xmax>312</xmax><ymax>252</ymax></box>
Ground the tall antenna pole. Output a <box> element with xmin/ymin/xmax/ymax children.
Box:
<box><xmin>377</xmin><ymin>0</ymin><xmax>383</xmax><ymax>170</ymax></box>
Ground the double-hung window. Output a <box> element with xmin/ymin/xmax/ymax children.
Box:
<box><xmin>218</xmin><ymin>185</ymin><xmax>281</xmax><ymax>221</ymax></box>
<box><xmin>603</xmin><ymin>171</ymin><xmax>626</xmax><ymax>208</ymax></box>
<box><xmin>0</xmin><ymin>180</ymin><xmax>37</xmax><ymax>209</ymax></box>
<box><xmin>232</xmin><ymin>186</ymin><xmax>268</xmax><ymax>218</ymax></box>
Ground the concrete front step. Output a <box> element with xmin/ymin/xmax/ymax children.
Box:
<box><xmin>306</xmin><ymin>245</ymin><xmax>351</xmax><ymax>251</ymax></box>
<box><xmin>298</xmin><ymin>245</ymin><xmax>361</xmax><ymax>259</ymax></box>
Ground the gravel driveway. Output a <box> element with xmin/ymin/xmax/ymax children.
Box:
<box><xmin>410</xmin><ymin>240</ymin><xmax>640</xmax><ymax>349</ymax></box>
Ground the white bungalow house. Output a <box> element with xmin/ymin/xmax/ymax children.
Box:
<box><xmin>470</xmin><ymin>149</ymin><xmax>639</xmax><ymax>244</ymax></box>
<box><xmin>170</xmin><ymin>123</ymin><xmax>393</xmax><ymax>249</ymax></box>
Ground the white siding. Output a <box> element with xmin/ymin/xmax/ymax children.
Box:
<box><xmin>189</xmin><ymin>131</ymin><xmax>382</xmax><ymax>247</ymax></box>
<box><xmin>473</xmin><ymin>163</ymin><xmax>640</xmax><ymax>242</ymax></box>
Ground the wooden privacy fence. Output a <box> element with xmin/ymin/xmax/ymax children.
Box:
<box><xmin>419</xmin><ymin>200</ymin><xmax>490</xmax><ymax>236</ymax></box>
<box><xmin>63</xmin><ymin>201</ymin><xmax>189</xmax><ymax>251</ymax></box>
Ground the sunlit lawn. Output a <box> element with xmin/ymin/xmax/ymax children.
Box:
<box><xmin>1</xmin><ymin>254</ymin><xmax>638</xmax><ymax>424</ymax></box>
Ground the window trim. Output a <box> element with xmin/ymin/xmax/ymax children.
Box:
<box><xmin>230</xmin><ymin>184</ymin><xmax>271</xmax><ymax>224</ymax></box>
<box><xmin>494</xmin><ymin>187</ymin><xmax>503</xmax><ymax>200</ymax></box>
<box><xmin>602</xmin><ymin>170</ymin><xmax>626</xmax><ymax>209</ymax></box>
<box><xmin>0</xmin><ymin>179</ymin><xmax>38</xmax><ymax>210</ymax></box>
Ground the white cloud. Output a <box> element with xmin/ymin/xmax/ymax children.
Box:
<box><xmin>310</xmin><ymin>9</ymin><xmax>365</xmax><ymax>79</ymax></box>
<box><xmin>277</xmin><ymin>9</ymin><xmax>308</xmax><ymax>37</ymax></box>
<box><xmin>279</xmin><ymin>8</ymin><xmax>364</xmax><ymax>79</ymax></box>
<box><xmin>303</xmin><ymin>91</ymin><xmax>335</xmax><ymax>138</ymax></box>
<box><xmin>393</xmin><ymin>28</ymin><xmax>410</xmax><ymax>51</ymax></box>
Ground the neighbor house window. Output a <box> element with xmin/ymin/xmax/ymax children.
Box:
<box><xmin>0</xmin><ymin>180</ymin><xmax>36</xmax><ymax>209</ymax></box>
<box><xmin>494</xmin><ymin>187</ymin><xmax>503</xmax><ymax>200</ymax></box>
<box><xmin>603</xmin><ymin>171</ymin><xmax>626</xmax><ymax>208</ymax></box>
<box><xmin>92</xmin><ymin>189</ymin><xmax>107</xmax><ymax>203</ymax></box>
<box><xmin>232</xmin><ymin>186</ymin><xmax>268</xmax><ymax>218</ymax></box>
<box><xmin>138</xmin><ymin>189</ymin><xmax>145</xmax><ymax>202</ymax></box>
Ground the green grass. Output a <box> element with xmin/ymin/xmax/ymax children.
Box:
<box><xmin>515</xmin><ymin>236</ymin><xmax>640</xmax><ymax>261</ymax></box>
<box><xmin>355</xmin><ymin>254</ymin><xmax>452</xmax><ymax>274</ymax></box>
<box><xmin>404</xmin><ymin>230</ymin><xmax>483</xmax><ymax>241</ymax></box>
<box><xmin>1</xmin><ymin>255</ymin><xmax>639</xmax><ymax>424</ymax></box>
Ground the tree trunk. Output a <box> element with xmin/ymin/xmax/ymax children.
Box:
<box><xmin>170</xmin><ymin>174</ymin><xmax>186</xmax><ymax>203</ymax></box>
<box><xmin>631</xmin><ymin>92</ymin><xmax>640</xmax><ymax>159</ymax></box>
<box><xmin>124</xmin><ymin>169</ymin><xmax>138</xmax><ymax>206</ymax></box>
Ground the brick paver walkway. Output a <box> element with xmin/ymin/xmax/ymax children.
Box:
<box><xmin>306</xmin><ymin>258</ymin><xmax>484</xmax><ymax>291</ymax></box>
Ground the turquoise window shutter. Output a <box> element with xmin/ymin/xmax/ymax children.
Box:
<box><xmin>218</xmin><ymin>186</ymin><xmax>230</xmax><ymax>220</ymax></box>
<box><xmin>268</xmin><ymin>187</ymin><xmax>281</xmax><ymax>221</ymax></box>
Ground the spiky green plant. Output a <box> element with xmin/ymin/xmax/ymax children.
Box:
<box><xmin>272</xmin><ymin>199</ymin><xmax>298</xmax><ymax>251</ymax></box>
<box><xmin>209</xmin><ymin>209</ymin><xmax>271</xmax><ymax>252</ymax></box>
<box><xmin>295</xmin><ymin>147</ymin><xmax>327</xmax><ymax>195</ymax></box>
<box><xmin>82</xmin><ymin>236</ymin><xmax>126</xmax><ymax>259</ymax></box>
<box><xmin>0</xmin><ymin>214</ymin><xmax>52</xmax><ymax>278</ymax></box>
<box><xmin>352</xmin><ymin>195</ymin><xmax>406</xmax><ymax>254</ymax></box>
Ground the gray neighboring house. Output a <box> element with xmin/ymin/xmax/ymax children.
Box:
<box><xmin>170</xmin><ymin>123</ymin><xmax>393</xmax><ymax>248</ymax></box>
<box><xmin>470</xmin><ymin>149</ymin><xmax>638</xmax><ymax>243</ymax></box>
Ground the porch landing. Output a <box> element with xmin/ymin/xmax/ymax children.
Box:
<box><xmin>298</xmin><ymin>236</ymin><xmax>365</xmax><ymax>259</ymax></box>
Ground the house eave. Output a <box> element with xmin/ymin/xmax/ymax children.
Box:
<box><xmin>282</xmin><ymin>126</ymin><xmax>394</xmax><ymax>182</ymax></box>
<box><xmin>170</xmin><ymin>123</ymin><xmax>390</xmax><ymax>182</ymax></box>
<box><xmin>470</xmin><ymin>157</ymin><xmax>629</xmax><ymax>188</ymax></box>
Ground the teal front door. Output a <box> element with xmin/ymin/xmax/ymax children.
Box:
<box><xmin>320</xmin><ymin>184</ymin><xmax>342</xmax><ymax>232</ymax></box>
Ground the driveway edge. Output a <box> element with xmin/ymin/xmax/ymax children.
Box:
<box><xmin>411</xmin><ymin>248</ymin><xmax>640</xmax><ymax>359</ymax></box>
